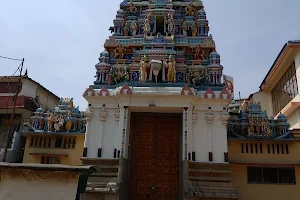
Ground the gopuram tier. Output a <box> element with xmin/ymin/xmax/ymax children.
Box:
<box><xmin>82</xmin><ymin>1</ymin><xmax>238</xmax><ymax>200</ymax></box>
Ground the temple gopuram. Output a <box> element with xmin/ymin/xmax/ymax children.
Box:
<box><xmin>22</xmin><ymin>98</ymin><xmax>86</xmax><ymax>165</ymax></box>
<box><xmin>82</xmin><ymin>1</ymin><xmax>238</xmax><ymax>199</ymax></box>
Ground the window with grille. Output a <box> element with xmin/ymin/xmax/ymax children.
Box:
<box><xmin>40</xmin><ymin>156</ymin><xmax>61</xmax><ymax>164</ymax></box>
<box><xmin>247</xmin><ymin>167</ymin><xmax>296</xmax><ymax>184</ymax></box>
<box><xmin>271</xmin><ymin>61</ymin><xmax>298</xmax><ymax>115</ymax></box>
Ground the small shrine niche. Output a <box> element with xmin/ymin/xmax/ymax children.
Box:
<box><xmin>227</xmin><ymin>102</ymin><xmax>291</xmax><ymax>139</ymax></box>
<box><xmin>24</xmin><ymin>98</ymin><xmax>86</xmax><ymax>133</ymax></box>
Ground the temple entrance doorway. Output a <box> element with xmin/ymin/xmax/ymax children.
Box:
<box><xmin>129</xmin><ymin>113</ymin><xmax>181</xmax><ymax>200</ymax></box>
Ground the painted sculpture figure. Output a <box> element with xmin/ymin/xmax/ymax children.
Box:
<box><xmin>114</xmin><ymin>44</ymin><xmax>125</xmax><ymax>59</ymax></box>
<box><xmin>27</xmin><ymin>98</ymin><xmax>86</xmax><ymax>133</ymax></box>
<box><xmin>194</xmin><ymin>44</ymin><xmax>205</xmax><ymax>60</ymax></box>
<box><xmin>167</xmin><ymin>55</ymin><xmax>176</xmax><ymax>83</ymax></box>
<box><xmin>131</xmin><ymin>21</ymin><xmax>138</xmax><ymax>36</ymax></box>
<box><xmin>186</xmin><ymin>1</ymin><xmax>198</xmax><ymax>16</ymax></box>
<box><xmin>182</xmin><ymin>20</ymin><xmax>188</xmax><ymax>36</ymax></box>
<box><xmin>144</xmin><ymin>14</ymin><xmax>151</xmax><ymax>35</ymax></box>
<box><xmin>47</xmin><ymin>112</ymin><xmax>55</xmax><ymax>132</ymax></box>
<box><xmin>166</xmin><ymin>13</ymin><xmax>175</xmax><ymax>36</ymax></box>
<box><xmin>128</xmin><ymin>1</ymin><xmax>137</xmax><ymax>16</ymax></box>
<box><xmin>139</xmin><ymin>55</ymin><xmax>147</xmax><ymax>83</ymax></box>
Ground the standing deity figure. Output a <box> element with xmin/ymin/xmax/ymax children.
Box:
<box><xmin>128</xmin><ymin>1</ymin><xmax>137</xmax><ymax>16</ymax></box>
<box><xmin>65</xmin><ymin>111</ymin><xmax>73</xmax><ymax>132</ymax></box>
<box><xmin>131</xmin><ymin>21</ymin><xmax>138</xmax><ymax>36</ymax></box>
<box><xmin>167</xmin><ymin>55</ymin><xmax>176</xmax><ymax>83</ymax></box>
<box><xmin>114</xmin><ymin>44</ymin><xmax>126</xmax><ymax>59</ymax></box>
<box><xmin>182</xmin><ymin>21</ymin><xmax>188</xmax><ymax>37</ymax></box>
<box><xmin>48</xmin><ymin>113</ymin><xmax>55</xmax><ymax>132</ymax></box>
<box><xmin>194</xmin><ymin>44</ymin><xmax>204</xmax><ymax>60</ymax></box>
<box><xmin>186</xmin><ymin>1</ymin><xmax>198</xmax><ymax>16</ymax></box>
<box><xmin>166</xmin><ymin>13</ymin><xmax>175</xmax><ymax>35</ymax></box>
<box><xmin>139</xmin><ymin>55</ymin><xmax>147</xmax><ymax>83</ymax></box>
<box><xmin>144</xmin><ymin>14</ymin><xmax>151</xmax><ymax>35</ymax></box>
<box><xmin>192</xmin><ymin>26</ymin><xmax>198</xmax><ymax>37</ymax></box>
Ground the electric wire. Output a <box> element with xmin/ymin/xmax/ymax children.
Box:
<box><xmin>0</xmin><ymin>55</ymin><xmax>23</xmax><ymax>61</ymax></box>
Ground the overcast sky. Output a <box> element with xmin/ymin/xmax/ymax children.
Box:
<box><xmin>0</xmin><ymin>0</ymin><xmax>299</xmax><ymax>110</ymax></box>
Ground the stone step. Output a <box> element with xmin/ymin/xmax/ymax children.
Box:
<box><xmin>194</xmin><ymin>181</ymin><xmax>234</xmax><ymax>188</ymax></box>
<box><xmin>189</xmin><ymin>168</ymin><xmax>232</xmax><ymax>174</ymax></box>
<box><xmin>97</xmin><ymin>165</ymin><xmax>119</xmax><ymax>169</ymax></box>
<box><xmin>90</xmin><ymin>172</ymin><xmax>118</xmax><ymax>177</ymax></box>
<box><xmin>189</xmin><ymin>176</ymin><xmax>232</xmax><ymax>182</ymax></box>
<box><xmin>189</xmin><ymin>162</ymin><xmax>231</xmax><ymax>171</ymax></box>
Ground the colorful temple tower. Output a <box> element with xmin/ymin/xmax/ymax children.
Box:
<box><xmin>22</xmin><ymin>98</ymin><xmax>86</xmax><ymax>165</ymax></box>
<box><xmin>82</xmin><ymin>1</ymin><xmax>237</xmax><ymax>199</ymax></box>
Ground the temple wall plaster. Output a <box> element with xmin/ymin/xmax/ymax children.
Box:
<box><xmin>85</xmin><ymin>95</ymin><xmax>230</xmax><ymax>163</ymax></box>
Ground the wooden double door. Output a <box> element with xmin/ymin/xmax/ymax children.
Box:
<box><xmin>129</xmin><ymin>113</ymin><xmax>181</xmax><ymax>200</ymax></box>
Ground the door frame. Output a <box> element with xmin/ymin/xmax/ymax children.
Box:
<box><xmin>126</xmin><ymin>112</ymin><xmax>183</xmax><ymax>200</ymax></box>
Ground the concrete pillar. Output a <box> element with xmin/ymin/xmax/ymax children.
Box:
<box><xmin>114</xmin><ymin>108</ymin><xmax>120</xmax><ymax>158</ymax></box>
<box><xmin>205</xmin><ymin>110</ymin><xmax>214</xmax><ymax>162</ymax></box>
<box><xmin>192</xmin><ymin>110</ymin><xmax>197</xmax><ymax>161</ymax></box>
<box><xmin>98</xmin><ymin>107</ymin><xmax>108</xmax><ymax>157</ymax></box>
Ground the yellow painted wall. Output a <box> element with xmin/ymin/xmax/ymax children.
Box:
<box><xmin>23</xmin><ymin>135</ymin><xmax>84</xmax><ymax>166</ymax></box>
<box><xmin>231</xmin><ymin>165</ymin><xmax>300</xmax><ymax>200</ymax></box>
<box><xmin>228</xmin><ymin>140</ymin><xmax>300</xmax><ymax>164</ymax></box>
<box><xmin>229</xmin><ymin>140</ymin><xmax>300</xmax><ymax>200</ymax></box>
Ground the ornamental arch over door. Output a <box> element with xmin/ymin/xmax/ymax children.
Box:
<box><xmin>128</xmin><ymin>113</ymin><xmax>182</xmax><ymax>200</ymax></box>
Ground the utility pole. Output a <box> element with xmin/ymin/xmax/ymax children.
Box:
<box><xmin>3</xmin><ymin>58</ymin><xmax>24</xmax><ymax>162</ymax></box>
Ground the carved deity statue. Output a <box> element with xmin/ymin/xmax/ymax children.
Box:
<box><xmin>54</xmin><ymin>115</ymin><xmax>64</xmax><ymax>132</ymax></box>
<box><xmin>128</xmin><ymin>1</ymin><xmax>137</xmax><ymax>16</ymax></box>
<box><xmin>114</xmin><ymin>44</ymin><xmax>126</xmax><ymax>59</ymax></box>
<box><xmin>182</xmin><ymin>21</ymin><xmax>188</xmax><ymax>37</ymax></box>
<box><xmin>48</xmin><ymin>113</ymin><xmax>55</xmax><ymax>132</ymax></box>
<box><xmin>131</xmin><ymin>21</ymin><xmax>138</xmax><ymax>36</ymax></box>
<box><xmin>192</xmin><ymin>26</ymin><xmax>198</xmax><ymax>37</ymax></box>
<box><xmin>139</xmin><ymin>55</ymin><xmax>147</xmax><ymax>83</ymax></box>
<box><xmin>65</xmin><ymin>111</ymin><xmax>73</xmax><ymax>132</ymax></box>
<box><xmin>186</xmin><ymin>1</ymin><xmax>198</xmax><ymax>16</ymax></box>
<box><xmin>194</xmin><ymin>44</ymin><xmax>204</xmax><ymax>60</ymax></box>
<box><xmin>166</xmin><ymin>13</ymin><xmax>175</xmax><ymax>35</ymax></box>
<box><xmin>191</xmin><ymin>68</ymin><xmax>208</xmax><ymax>85</ymax></box>
<box><xmin>167</xmin><ymin>56</ymin><xmax>176</xmax><ymax>83</ymax></box>
<box><xmin>144</xmin><ymin>14</ymin><xmax>151</xmax><ymax>35</ymax></box>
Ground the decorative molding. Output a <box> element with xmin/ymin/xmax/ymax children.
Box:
<box><xmin>114</xmin><ymin>108</ymin><xmax>120</xmax><ymax>121</ymax></box>
<box><xmin>99</xmin><ymin>107</ymin><xmax>109</xmax><ymax>121</ymax></box>
<box><xmin>219</xmin><ymin>88</ymin><xmax>231</xmax><ymax>100</ymax></box>
<box><xmin>181</xmin><ymin>85</ymin><xmax>193</xmax><ymax>96</ymax></box>
<box><xmin>85</xmin><ymin>107</ymin><xmax>94</xmax><ymax>120</ymax></box>
<box><xmin>204</xmin><ymin>88</ymin><xmax>216</xmax><ymax>99</ymax></box>
<box><xmin>99</xmin><ymin>86</ymin><xmax>110</xmax><ymax>97</ymax></box>
<box><xmin>205</xmin><ymin>110</ymin><xmax>215</xmax><ymax>124</ymax></box>
<box><xmin>120</xmin><ymin>85</ymin><xmax>132</xmax><ymax>95</ymax></box>
<box><xmin>192</xmin><ymin>111</ymin><xmax>197</xmax><ymax>124</ymax></box>
<box><xmin>220</xmin><ymin>111</ymin><xmax>230</xmax><ymax>126</ymax></box>
<box><xmin>83</xmin><ymin>86</ymin><xmax>95</xmax><ymax>97</ymax></box>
